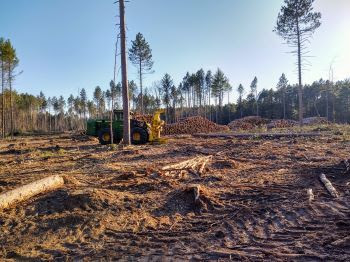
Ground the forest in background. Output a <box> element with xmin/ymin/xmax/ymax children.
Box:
<box><xmin>1</xmin><ymin>65</ymin><xmax>350</xmax><ymax>136</ymax></box>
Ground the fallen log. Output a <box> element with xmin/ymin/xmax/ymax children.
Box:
<box><xmin>344</xmin><ymin>159</ymin><xmax>350</xmax><ymax>173</ymax></box>
<box><xmin>307</xmin><ymin>188</ymin><xmax>314</xmax><ymax>202</ymax></box>
<box><xmin>331</xmin><ymin>236</ymin><xmax>350</xmax><ymax>247</ymax></box>
<box><xmin>319</xmin><ymin>173</ymin><xmax>339</xmax><ymax>198</ymax></box>
<box><xmin>0</xmin><ymin>175</ymin><xmax>65</xmax><ymax>210</ymax></box>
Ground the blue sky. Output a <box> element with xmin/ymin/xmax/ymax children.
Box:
<box><xmin>1</xmin><ymin>0</ymin><xmax>349</xmax><ymax>102</ymax></box>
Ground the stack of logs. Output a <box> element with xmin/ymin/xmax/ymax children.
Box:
<box><xmin>302</xmin><ymin>117</ymin><xmax>328</xmax><ymax>125</ymax></box>
<box><xmin>267</xmin><ymin>119</ymin><xmax>298</xmax><ymax>129</ymax></box>
<box><xmin>228</xmin><ymin>116</ymin><xmax>270</xmax><ymax>131</ymax></box>
<box><xmin>132</xmin><ymin>114</ymin><xmax>153</xmax><ymax>124</ymax></box>
<box><xmin>162</xmin><ymin>116</ymin><xmax>229</xmax><ymax>135</ymax></box>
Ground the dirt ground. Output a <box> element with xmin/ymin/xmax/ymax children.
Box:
<box><xmin>1</xmin><ymin>128</ymin><xmax>350</xmax><ymax>261</ymax></box>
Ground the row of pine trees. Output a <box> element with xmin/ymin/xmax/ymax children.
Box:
<box><xmin>1</xmin><ymin>63</ymin><xmax>350</xmax><ymax>137</ymax></box>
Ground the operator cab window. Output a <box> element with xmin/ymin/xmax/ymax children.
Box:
<box><xmin>114</xmin><ymin>111</ymin><xmax>123</xmax><ymax>121</ymax></box>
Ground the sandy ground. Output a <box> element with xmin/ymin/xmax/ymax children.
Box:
<box><xmin>1</xmin><ymin>130</ymin><xmax>350</xmax><ymax>261</ymax></box>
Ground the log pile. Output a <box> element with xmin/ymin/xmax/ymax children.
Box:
<box><xmin>132</xmin><ymin>114</ymin><xmax>153</xmax><ymax>124</ymax></box>
<box><xmin>162</xmin><ymin>116</ymin><xmax>229</xmax><ymax>135</ymax></box>
<box><xmin>303</xmin><ymin>117</ymin><xmax>328</xmax><ymax>125</ymax></box>
<box><xmin>228</xmin><ymin>116</ymin><xmax>270</xmax><ymax>131</ymax></box>
<box><xmin>267</xmin><ymin>119</ymin><xmax>298</xmax><ymax>129</ymax></box>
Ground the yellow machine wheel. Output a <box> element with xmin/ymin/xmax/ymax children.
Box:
<box><xmin>103</xmin><ymin>133</ymin><xmax>111</xmax><ymax>142</ymax></box>
<box><xmin>132</xmin><ymin>132</ymin><xmax>141</xmax><ymax>141</ymax></box>
<box><xmin>131</xmin><ymin>127</ymin><xmax>148</xmax><ymax>145</ymax></box>
<box><xmin>98</xmin><ymin>129</ymin><xmax>112</xmax><ymax>145</ymax></box>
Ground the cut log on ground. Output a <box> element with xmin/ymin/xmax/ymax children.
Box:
<box><xmin>331</xmin><ymin>236</ymin><xmax>350</xmax><ymax>247</ymax></box>
<box><xmin>0</xmin><ymin>175</ymin><xmax>65</xmax><ymax>210</ymax></box>
<box><xmin>344</xmin><ymin>159</ymin><xmax>350</xmax><ymax>173</ymax></box>
<box><xmin>319</xmin><ymin>173</ymin><xmax>339</xmax><ymax>198</ymax></box>
<box><xmin>307</xmin><ymin>188</ymin><xmax>314</xmax><ymax>202</ymax></box>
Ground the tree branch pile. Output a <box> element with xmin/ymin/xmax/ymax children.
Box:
<box><xmin>162</xmin><ymin>155</ymin><xmax>213</xmax><ymax>176</ymax></box>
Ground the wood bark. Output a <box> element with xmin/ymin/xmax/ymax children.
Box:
<box><xmin>162</xmin><ymin>116</ymin><xmax>228</xmax><ymax>135</ymax></box>
<box><xmin>162</xmin><ymin>156</ymin><xmax>212</xmax><ymax>176</ymax></box>
<box><xmin>9</xmin><ymin>62</ymin><xmax>13</xmax><ymax>139</ymax></box>
<box><xmin>296</xmin><ymin>17</ymin><xmax>303</xmax><ymax>126</ymax></box>
<box><xmin>119</xmin><ymin>0</ymin><xmax>131</xmax><ymax>145</ymax></box>
<box><xmin>162</xmin><ymin>157</ymin><xmax>202</xmax><ymax>171</ymax></box>
<box><xmin>344</xmin><ymin>159</ymin><xmax>350</xmax><ymax>173</ymax></box>
<box><xmin>1</xmin><ymin>58</ymin><xmax>4</xmax><ymax>139</ymax></box>
<box><xmin>319</xmin><ymin>173</ymin><xmax>338</xmax><ymax>198</ymax></box>
<box><xmin>139</xmin><ymin>59</ymin><xmax>143</xmax><ymax>114</ymax></box>
<box><xmin>307</xmin><ymin>188</ymin><xmax>314</xmax><ymax>202</ymax></box>
<box><xmin>198</xmin><ymin>156</ymin><xmax>212</xmax><ymax>175</ymax></box>
<box><xmin>0</xmin><ymin>175</ymin><xmax>65</xmax><ymax>210</ymax></box>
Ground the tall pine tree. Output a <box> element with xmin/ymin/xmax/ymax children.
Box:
<box><xmin>275</xmin><ymin>0</ymin><xmax>321</xmax><ymax>125</ymax></box>
<box><xmin>129</xmin><ymin>33</ymin><xmax>154</xmax><ymax>114</ymax></box>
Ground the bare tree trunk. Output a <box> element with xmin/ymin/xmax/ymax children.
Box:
<box><xmin>119</xmin><ymin>0</ymin><xmax>131</xmax><ymax>145</ymax></box>
<box><xmin>297</xmin><ymin>20</ymin><xmax>303</xmax><ymax>126</ymax></box>
<box><xmin>139</xmin><ymin>60</ymin><xmax>143</xmax><ymax>114</ymax></box>
<box><xmin>332</xmin><ymin>92</ymin><xmax>336</xmax><ymax>123</ymax></box>
<box><xmin>1</xmin><ymin>59</ymin><xmax>4</xmax><ymax>139</ymax></box>
<box><xmin>283</xmin><ymin>91</ymin><xmax>286</xmax><ymax>119</ymax></box>
<box><xmin>256</xmin><ymin>90</ymin><xmax>259</xmax><ymax>117</ymax></box>
<box><xmin>49</xmin><ymin>109</ymin><xmax>51</xmax><ymax>132</ymax></box>
<box><xmin>110</xmin><ymin>41</ymin><xmax>118</xmax><ymax>145</ymax></box>
<box><xmin>326</xmin><ymin>84</ymin><xmax>329</xmax><ymax>121</ymax></box>
<box><xmin>228</xmin><ymin>92</ymin><xmax>231</xmax><ymax>122</ymax></box>
<box><xmin>9</xmin><ymin>64</ymin><xmax>13</xmax><ymax>139</ymax></box>
<box><xmin>208</xmin><ymin>87</ymin><xmax>211</xmax><ymax>121</ymax></box>
<box><xmin>314</xmin><ymin>99</ymin><xmax>320</xmax><ymax>117</ymax></box>
<box><xmin>110</xmin><ymin>98</ymin><xmax>114</xmax><ymax>144</ymax></box>
<box><xmin>173</xmin><ymin>100</ymin><xmax>176</xmax><ymax>123</ymax></box>
<box><xmin>215</xmin><ymin>99</ymin><xmax>218</xmax><ymax>124</ymax></box>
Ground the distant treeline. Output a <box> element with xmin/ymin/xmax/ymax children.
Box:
<box><xmin>0</xmin><ymin>70</ymin><xmax>349</xmax><ymax>136</ymax></box>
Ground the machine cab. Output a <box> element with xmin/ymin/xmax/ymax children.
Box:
<box><xmin>114</xmin><ymin>110</ymin><xmax>124</xmax><ymax>121</ymax></box>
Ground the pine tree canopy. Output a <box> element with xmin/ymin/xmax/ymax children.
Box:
<box><xmin>277</xmin><ymin>74</ymin><xmax>288</xmax><ymax>90</ymax></box>
<box><xmin>129</xmin><ymin>33</ymin><xmax>154</xmax><ymax>72</ymax></box>
<box><xmin>275</xmin><ymin>0</ymin><xmax>321</xmax><ymax>42</ymax></box>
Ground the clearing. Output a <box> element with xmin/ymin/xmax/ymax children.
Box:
<box><xmin>1</xmin><ymin>127</ymin><xmax>350</xmax><ymax>260</ymax></box>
